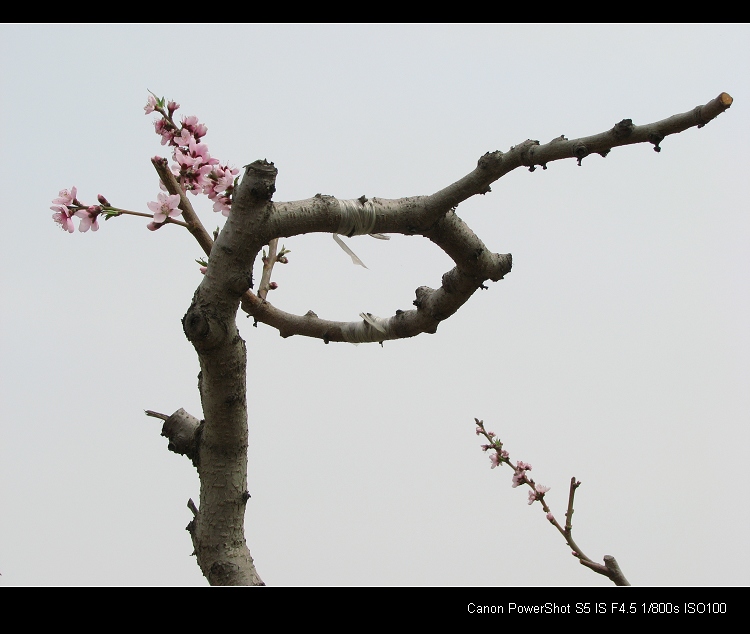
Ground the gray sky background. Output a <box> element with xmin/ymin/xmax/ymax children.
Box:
<box><xmin>1</xmin><ymin>24</ymin><xmax>748</xmax><ymax>586</ymax></box>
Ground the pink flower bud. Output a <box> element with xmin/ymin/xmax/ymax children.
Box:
<box><xmin>546</xmin><ymin>513</ymin><xmax>555</xmax><ymax>522</ymax></box>
<box><xmin>97</xmin><ymin>194</ymin><xmax>110</xmax><ymax>206</ymax></box>
<box><xmin>269</xmin><ymin>282</ymin><xmax>278</xmax><ymax>290</ymax></box>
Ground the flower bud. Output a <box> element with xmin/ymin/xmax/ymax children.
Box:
<box><xmin>97</xmin><ymin>194</ymin><xmax>110</xmax><ymax>207</ymax></box>
<box><xmin>269</xmin><ymin>282</ymin><xmax>278</xmax><ymax>290</ymax></box>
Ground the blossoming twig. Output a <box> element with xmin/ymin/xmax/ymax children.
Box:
<box><xmin>50</xmin><ymin>187</ymin><xmax>188</xmax><ymax>233</ymax></box>
<box><xmin>52</xmin><ymin>92</ymin><xmax>235</xmax><ymax>235</ymax></box>
<box><xmin>474</xmin><ymin>418</ymin><xmax>630</xmax><ymax>586</ymax></box>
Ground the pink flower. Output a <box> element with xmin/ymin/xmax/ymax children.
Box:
<box><xmin>489</xmin><ymin>453</ymin><xmax>501</xmax><ymax>469</ymax></box>
<box><xmin>154</xmin><ymin>119</ymin><xmax>175</xmax><ymax>146</ymax></box>
<box><xmin>174</xmin><ymin>138</ymin><xmax>214</xmax><ymax>168</ymax></box>
<box><xmin>147</xmin><ymin>192</ymin><xmax>182</xmax><ymax>224</ymax></box>
<box><xmin>173</xmin><ymin>162</ymin><xmax>214</xmax><ymax>195</ymax></box>
<box><xmin>181</xmin><ymin>115</ymin><xmax>207</xmax><ymax>140</ymax></box>
<box><xmin>203</xmin><ymin>164</ymin><xmax>238</xmax><ymax>197</ymax></box>
<box><xmin>172</xmin><ymin>128</ymin><xmax>196</xmax><ymax>149</ymax></box>
<box><xmin>475</xmin><ymin>426</ymin><xmax>483</xmax><ymax>436</ymax></box>
<box><xmin>75</xmin><ymin>205</ymin><xmax>102</xmax><ymax>232</ymax></box>
<box><xmin>52</xmin><ymin>187</ymin><xmax>78</xmax><ymax>207</ymax></box>
<box><xmin>212</xmin><ymin>194</ymin><xmax>232</xmax><ymax>216</ymax></box>
<box><xmin>51</xmin><ymin>205</ymin><xmax>76</xmax><ymax>233</ymax></box>
<box><xmin>528</xmin><ymin>484</ymin><xmax>550</xmax><ymax>505</ymax></box>
<box><xmin>144</xmin><ymin>95</ymin><xmax>158</xmax><ymax>114</ymax></box>
<box><xmin>511</xmin><ymin>460</ymin><xmax>533</xmax><ymax>488</ymax></box>
<box><xmin>167</xmin><ymin>100</ymin><xmax>180</xmax><ymax>116</ymax></box>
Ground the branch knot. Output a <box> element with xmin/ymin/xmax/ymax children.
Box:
<box><xmin>572</xmin><ymin>142</ymin><xmax>590</xmax><ymax>166</ymax></box>
<box><xmin>612</xmin><ymin>119</ymin><xmax>634</xmax><ymax>139</ymax></box>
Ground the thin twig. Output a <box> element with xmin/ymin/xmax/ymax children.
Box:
<box><xmin>144</xmin><ymin>409</ymin><xmax>169</xmax><ymax>421</ymax></box>
<box><xmin>258</xmin><ymin>238</ymin><xmax>279</xmax><ymax>301</ymax></box>
<box><xmin>475</xmin><ymin>418</ymin><xmax>630</xmax><ymax>586</ymax></box>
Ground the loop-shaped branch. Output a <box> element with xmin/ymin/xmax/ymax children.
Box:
<box><xmin>228</xmin><ymin>93</ymin><xmax>731</xmax><ymax>345</ymax></box>
<box><xmin>238</xmin><ymin>199</ymin><xmax>511</xmax><ymax>343</ymax></box>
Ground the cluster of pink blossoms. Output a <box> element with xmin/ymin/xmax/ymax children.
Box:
<box><xmin>52</xmin><ymin>95</ymin><xmax>239</xmax><ymax>234</ymax></box>
<box><xmin>475</xmin><ymin>419</ymin><xmax>550</xmax><ymax>505</ymax></box>
<box><xmin>145</xmin><ymin>94</ymin><xmax>238</xmax><ymax>221</ymax></box>
<box><xmin>51</xmin><ymin>187</ymin><xmax>107</xmax><ymax>233</ymax></box>
<box><xmin>511</xmin><ymin>461</ymin><xmax>533</xmax><ymax>487</ymax></box>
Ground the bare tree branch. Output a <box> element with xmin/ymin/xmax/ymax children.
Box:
<box><xmin>233</xmin><ymin>93</ymin><xmax>732</xmax><ymax>343</ymax></box>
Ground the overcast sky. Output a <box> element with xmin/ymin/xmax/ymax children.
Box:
<box><xmin>1</xmin><ymin>24</ymin><xmax>748</xmax><ymax>586</ymax></box>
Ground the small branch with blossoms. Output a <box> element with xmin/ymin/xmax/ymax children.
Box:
<box><xmin>52</xmin><ymin>93</ymin><xmax>284</xmax><ymax>282</ymax></box>
<box><xmin>50</xmin><ymin>187</ymin><xmax>188</xmax><ymax>234</ymax></box>
<box><xmin>474</xmin><ymin>418</ymin><xmax>630</xmax><ymax>586</ymax></box>
<box><xmin>52</xmin><ymin>92</ymin><xmax>289</xmax><ymax>314</ymax></box>
<box><xmin>52</xmin><ymin>93</ymin><xmax>238</xmax><ymax>236</ymax></box>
